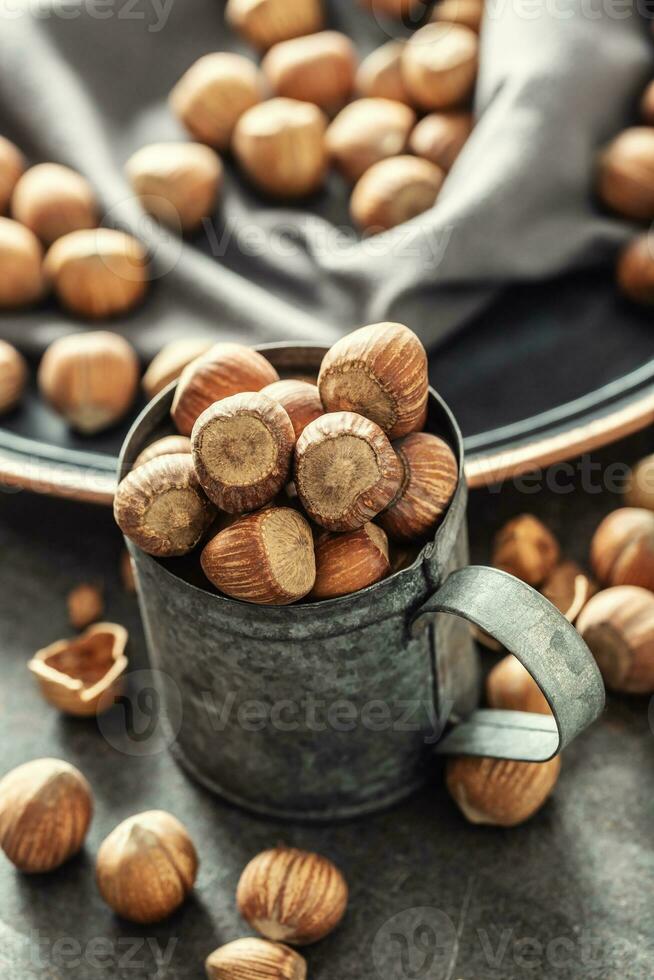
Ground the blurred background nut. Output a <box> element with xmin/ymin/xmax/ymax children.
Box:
<box><xmin>237</xmin><ymin>846</ymin><xmax>348</xmax><ymax>944</ymax></box>
<box><xmin>641</xmin><ymin>79</ymin><xmax>654</xmax><ymax>126</ymax></box>
<box><xmin>44</xmin><ymin>228</ymin><xmax>149</xmax><ymax>319</ymax></box>
<box><xmin>262</xmin><ymin>31</ymin><xmax>357</xmax><ymax>113</ymax></box>
<box><xmin>326</xmin><ymin>97</ymin><xmax>416</xmax><ymax>183</ymax></box>
<box><xmin>486</xmin><ymin>655</ymin><xmax>551</xmax><ymax>715</ymax></box>
<box><xmin>206</xmin><ymin>938</ymin><xmax>307</xmax><ymax>980</ymax></box>
<box><xmin>233</xmin><ymin>98</ymin><xmax>328</xmax><ymax>198</ymax></box>
<box><xmin>67</xmin><ymin>582</ymin><xmax>104</xmax><ymax>629</ymax></box>
<box><xmin>0</xmin><ymin>136</ymin><xmax>25</xmax><ymax>214</ymax></box>
<box><xmin>356</xmin><ymin>41</ymin><xmax>410</xmax><ymax>104</ymax></box>
<box><xmin>351</xmin><ymin>155</ymin><xmax>444</xmax><ymax>234</ymax></box>
<box><xmin>96</xmin><ymin>810</ymin><xmax>198</xmax><ymax>923</ymax></box>
<box><xmin>446</xmin><ymin>755</ymin><xmax>561</xmax><ymax>827</ymax></box>
<box><xmin>616</xmin><ymin>235</ymin><xmax>654</xmax><ymax>305</ymax></box>
<box><xmin>597</xmin><ymin>128</ymin><xmax>654</xmax><ymax>221</ymax></box>
<box><xmin>38</xmin><ymin>331</ymin><xmax>140</xmax><ymax>434</ymax></box>
<box><xmin>11</xmin><ymin>163</ymin><xmax>99</xmax><ymax>246</ymax></box>
<box><xmin>172</xmin><ymin>342</ymin><xmax>279</xmax><ymax>436</ymax></box>
<box><xmin>430</xmin><ymin>0</ymin><xmax>485</xmax><ymax>32</ymax></box>
<box><xmin>359</xmin><ymin>0</ymin><xmax>423</xmax><ymax>18</ymax></box>
<box><xmin>170</xmin><ymin>52</ymin><xmax>264</xmax><ymax>150</ymax></box>
<box><xmin>409</xmin><ymin>111</ymin><xmax>473</xmax><ymax>171</ymax></box>
<box><xmin>311</xmin><ymin>523</ymin><xmax>390</xmax><ymax>599</ymax></box>
<box><xmin>114</xmin><ymin>454</ymin><xmax>216</xmax><ymax>558</ymax></box>
<box><xmin>379</xmin><ymin>432</ymin><xmax>458</xmax><ymax>542</ymax></box>
<box><xmin>590</xmin><ymin>507</ymin><xmax>654</xmax><ymax>590</ymax></box>
<box><xmin>0</xmin><ymin>758</ymin><xmax>93</xmax><ymax>873</ymax></box>
<box><xmin>261</xmin><ymin>379</ymin><xmax>323</xmax><ymax>439</ymax></box>
<box><xmin>401</xmin><ymin>23</ymin><xmax>479</xmax><ymax>112</ymax></box>
<box><xmin>133</xmin><ymin>435</ymin><xmax>192</xmax><ymax>470</ymax></box>
<box><xmin>142</xmin><ymin>337</ymin><xmax>213</xmax><ymax>400</ymax></box>
<box><xmin>0</xmin><ymin>339</ymin><xmax>27</xmax><ymax>415</ymax></box>
<box><xmin>226</xmin><ymin>0</ymin><xmax>324</xmax><ymax>50</ymax></box>
<box><xmin>576</xmin><ymin>585</ymin><xmax>654</xmax><ymax>694</ymax></box>
<box><xmin>492</xmin><ymin>514</ymin><xmax>560</xmax><ymax>586</ymax></box>
<box><xmin>0</xmin><ymin>217</ymin><xmax>45</xmax><ymax>309</ymax></box>
<box><xmin>540</xmin><ymin>560</ymin><xmax>594</xmax><ymax>623</ymax></box>
<box><xmin>125</xmin><ymin>142</ymin><xmax>223</xmax><ymax>233</ymax></box>
<box><xmin>625</xmin><ymin>453</ymin><xmax>654</xmax><ymax>510</ymax></box>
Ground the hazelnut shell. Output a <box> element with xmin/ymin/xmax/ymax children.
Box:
<box><xmin>326</xmin><ymin>97</ymin><xmax>416</xmax><ymax>183</ymax></box>
<box><xmin>379</xmin><ymin>432</ymin><xmax>458</xmax><ymax>541</ymax></box>
<box><xmin>0</xmin><ymin>758</ymin><xmax>93</xmax><ymax>873</ymax></box>
<box><xmin>143</xmin><ymin>337</ymin><xmax>213</xmax><ymax>399</ymax></box>
<box><xmin>401</xmin><ymin>23</ymin><xmax>479</xmax><ymax>112</ymax></box>
<box><xmin>125</xmin><ymin>142</ymin><xmax>223</xmax><ymax>232</ymax></box>
<box><xmin>262</xmin><ymin>31</ymin><xmax>357</xmax><ymax>113</ymax></box>
<box><xmin>409</xmin><ymin>111</ymin><xmax>473</xmax><ymax>171</ymax></box>
<box><xmin>491</xmin><ymin>514</ymin><xmax>560</xmax><ymax>586</ymax></box>
<box><xmin>201</xmin><ymin>507</ymin><xmax>316</xmax><ymax>605</ymax></box>
<box><xmin>351</xmin><ymin>155</ymin><xmax>444</xmax><ymax>234</ymax></box>
<box><xmin>172</xmin><ymin>342</ymin><xmax>280</xmax><ymax>436</ymax></box>
<box><xmin>617</xmin><ymin>235</ymin><xmax>654</xmax><ymax>305</ymax></box>
<box><xmin>226</xmin><ymin>0</ymin><xmax>324</xmax><ymax>50</ymax></box>
<box><xmin>0</xmin><ymin>216</ymin><xmax>45</xmax><ymax>309</ymax></box>
<box><xmin>540</xmin><ymin>560</ymin><xmax>594</xmax><ymax>623</ymax></box>
<box><xmin>576</xmin><ymin>585</ymin><xmax>654</xmax><ymax>694</ymax></box>
<box><xmin>67</xmin><ymin>582</ymin><xmax>104</xmax><ymax>629</ymax></box>
<box><xmin>626</xmin><ymin>453</ymin><xmax>654</xmax><ymax>510</ymax></box>
<box><xmin>11</xmin><ymin>163</ymin><xmax>99</xmax><ymax>246</ymax></box>
<box><xmin>191</xmin><ymin>391</ymin><xmax>295</xmax><ymax>512</ymax></box>
<box><xmin>0</xmin><ymin>135</ymin><xmax>25</xmax><ymax>214</ymax></box>
<box><xmin>133</xmin><ymin>435</ymin><xmax>192</xmax><ymax>470</ymax></box>
<box><xmin>261</xmin><ymin>379</ymin><xmax>323</xmax><ymax>438</ymax></box>
<box><xmin>318</xmin><ymin>322</ymin><xmax>429</xmax><ymax>440</ymax></box>
<box><xmin>446</xmin><ymin>755</ymin><xmax>561</xmax><ymax>827</ymax></box>
<box><xmin>590</xmin><ymin>507</ymin><xmax>654</xmax><ymax>591</ymax></box>
<box><xmin>114</xmin><ymin>453</ymin><xmax>216</xmax><ymax>557</ymax></box>
<box><xmin>486</xmin><ymin>655</ymin><xmax>551</xmax><ymax>715</ymax></box>
<box><xmin>430</xmin><ymin>0</ymin><xmax>484</xmax><ymax>32</ymax></box>
<box><xmin>0</xmin><ymin>339</ymin><xmax>28</xmax><ymax>414</ymax></box>
<box><xmin>356</xmin><ymin>42</ymin><xmax>410</xmax><ymax>104</ymax></box>
<box><xmin>206</xmin><ymin>938</ymin><xmax>307</xmax><ymax>980</ymax></box>
<box><xmin>597</xmin><ymin>128</ymin><xmax>654</xmax><ymax>221</ymax></box>
<box><xmin>311</xmin><ymin>523</ymin><xmax>390</xmax><ymax>599</ymax></box>
<box><xmin>237</xmin><ymin>846</ymin><xmax>348</xmax><ymax>945</ymax></box>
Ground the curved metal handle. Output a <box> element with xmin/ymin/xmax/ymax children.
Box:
<box><xmin>411</xmin><ymin>566</ymin><xmax>605</xmax><ymax>762</ymax></box>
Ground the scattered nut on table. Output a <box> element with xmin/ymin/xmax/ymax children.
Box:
<box><xmin>590</xmin><ymin>507</ymin><xmax>654</xmax><ymax>591</ymax></box>
<box><xmin>206</xmin><ymin>938</ymin><xmax>307</xmax><ymax>980</ymax></box>
<box><xmin>0</xmin><ymin>758</ymin><xmax>93</xmax><ymax>872</ymax></box>
<box><xmin>96</xmin><ymin>810</ymin><xmax>198</xmax><ymax>923</ymax></box>
<box><xmin>11</xmin><ymin>162</ymin><xmax>99</xmax><ymax>246</ymax></box>
<box><xmin>597</xmin><ymin>127</ymin><xmax>654</xmax><ymax>221</ymax></box>
<box><xmin>0</xmin><ymin>217</ymin><xmax>45</xmax><ymax>309</ymax></box>
<box><xmin>226</xmin><ymin>0</ymin><xmax>324</xmax><ymax>51</ymax></box>
<box><xmin>625</xmin><ymin>453</ymin><xmax>654</xmax><ymax>509</ymax></box>
<box><xmin>237</xmin><ymin>846</ymin><xmax>348</xmax><ymax>945</ymax></box>
<box><xmin>577</xmin><ymin>585</ymin><xmax>654</xmax><ymax>694</ymax></box>
<box><xmin>351</xmin><ymin>154</ymin><xmax>445</xmax><ymax>233</ymax></box>
<box><xmin>486</xmin><ymin>655</ymin><xmax>551</xmax><ymax>715</ymax></box>
<box><xmin>446</xmin><ymin>755</ymin><xmax>562</xmax><ymax>827</ymax></box>
<box><xmin>326</xmin><ymin>97</ymin><xmax>416</xmax><ymax>183</ymax></box>
<box><xmin>0</xmin><ymin>339</ymin><xmax>28</xmax><ymax>414</ymax></box>
<box><xmin>262</xmin><ymin>31</ymin><xmax>357</xmax><ymax>113</ymax></box>
<box><xmin>356</xmin><ymin>41</ymin><xmax>410</xmax><ymax>105</ymax></box>
<box><xmin>67</xmin><ymin>582</ymin><xmax>104</xmax><ymax>630</ymax></box>
<box><xmin>492</xmin><ymin>514</ymin><xmax>561</xmax><ymax>587</ymax></box>
<box><xmin>0</xmin><ymin>135</ymin><xmax>25</xmax><ymax>214</ymax></box>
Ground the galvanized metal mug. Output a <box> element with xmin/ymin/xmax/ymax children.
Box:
<box><xmin>119</xmin><ymin>344</ymin><xmax>605</xmax><ymax>821</ymax></box>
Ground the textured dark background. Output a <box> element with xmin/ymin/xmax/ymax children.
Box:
<box><xmin>0</xmin><ymin>431</ymin><xmax>653</xmax><ymax>979</ymax></box>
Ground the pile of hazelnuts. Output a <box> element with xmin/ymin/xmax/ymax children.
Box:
<box><xmin>114</xmin><ymin>321</ymin><xmax>460</xmax><ymax>605</ymax></box>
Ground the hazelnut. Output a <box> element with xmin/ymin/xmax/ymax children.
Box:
<box><xmin>0</xmin><ymin>136</ymin><xmax>25</xmax><ymax>214</ymax></box>
<box><xmin>11</xmin><ymin>163</ymin><xmax>99</xmax><ymax>246</ymax></box>
<box><xmin>234</xmin><ymin>98</ymin><xmax>328</xmax><ymax>198</ymax></box>
<box><xmin>351</xmin><ymin>155</ymin><xmax>444</xmax><ymax>233</ymax></box>
<box><xmin>172</xmin><ymin>342</ymin><xmax>280</xmax><ymax>436</ymax></box>
<box><xmin>486</xmin><ymin>655</ymin><xmax>551</xmax><ymax>715</ymax></box>
<box><xmin>206</xmin><ymin>938</ymin><xmax>307</xmax><ymax>980</ymax></box>
<box><xmin>263</xmin><ymin>32</ymin><xmax>356</xmax><ymax>113</ymax></box>
<box><xmin>0</xmin><ymin>339</ymin><xmax>28</xmax><ymax>414</ymax></box>
<box><xmin>401</xmin><ymin>23</ymin><xmax>478</xmax><ymax>111</ymax></box>
<box><xmin>44</xmin><ymin>228</ymin><xmax>149</xmax><ymax>319</ymax></box>
<box><xmin>143</xmin><ymin>337</ymin><xmax>213</xmax><ymax>399</ymax></box>
<box><xmin>120</xmin><ymin>549</ymin><xmax>137</xmax><ymax>594</ymax></box>
<box><xmin>261</xmin><ymin>379</ymin><xmax>323</xmax><ymax>438</ymax></box>
<box><xmin>318</xmin><ymin>321</ymin><xmax>429</xmax><ymax>439</ymax></box>
<box><xmin>326</xmin><ymin>98</ymin><xmax>416</xmax><ymax>183</ymax></box>
<box><xmin>29</xmin><ymin>623</ymin><xmax>128</xmax><ymax>716</ymax></box>
<box><xmin>356</xmin><ymin>41</ymin><xmax>411</xmax><ymax>104</ymax></box>
<box><xmin>38</xmin><ymin>331</ymin><xmax>140</xmax><ymax>434</ymax></box>
<box><xmin>626</xmin><ymin>453</ymin><xmax>654</xmax><ymax>510</ymax></box>
<box><xmin>540</xmin><ymin>560</ymin><xmax>594</xmax><ymax>623</ymax></box>
<box><xmin>641</xmin><ymin>79</ymin><xmax>654</xmax><ymax>126</ymax></box>
<box><xmin>192</xmin><ymin>391</ymin><xmax>295</xmax><ymax>512</ymax></box>
<box><xmin>96</xmin><ymin>810</ymin><xmax>198</xmax><ymax>923</ymax></box>
<box><xmin>409</xmin><ymin>111</ymin><xmax>473</xmax><ymax>171</ymax></box>
<box><xmin>389</xmin><ymin>541</ymin><xmax>421</xmax><ymax>573</ymax></box>
<box><xmin>576</xmin><ymin>586</ymin><xmax>654</xmax><ymax>694</ymax></box>
<box><xmin>237</xmin><ymin>846</ymin><xmax>348</xmax><ymax>945</ymax></box>
<box><xmin>446</xmin><ymin>755</ymin><xmax>561</xmax><ymax>827</ymax></box>
<box><xmin>360</xmin><ymin>0</ymin><xmax>422</xmax><ymax>18</ymax></box>
<box><xmin>226</xmin><ymin>0</ymin><xmax>324</xmax><ymax>51</ymax></box>
<box><xmin>133</xmin><ymin>435</ymin><xmax>192</xmax><ymax>469</ymax></box>
<box><xmin>311</xmin><ymin>523</ymin><xmax>390</xmax><ymax>599</ymax></box>
<box><xmin>67</xmin><ymin>582</ymin><xmax>104</xmax><ymax>629</ymax></box>
<box><xmin>201</xmin><ymin>507</ymin><xmax>316</xmax><ymax>604</ymax></box>
<box><xmin>171</xmin><ymin>53</ymin><xmax>264</xmax><ymax>150</ymax></box>
<box><xmin>0</xmin><ymin>216</ymin><xmax>45</xmax><ymax>309</ymax></box>
<box><xmin>0</xmin><ymin>759</ymin><xmax>93</xmax><ymax>873</ymax></box>
<box><xmin>491</xmin><ymin>514</ymin><xmax>560</xmax><ymax>586</ymax></box>
<box><xmin>378</xmin><ymin>432</ymin><xmax>458</xmax><ymax>541</ymax></box>
<box><xmin>125</xmin><ymin>142</ymin><xmax>223</xmax><ymax>232</ymax></box>
<box><xmin>597</xmin><ymin>128</ymin><xmax>654</xmax><ymax>221</ymax></box>
<box><xmin>294</xmin><ymin>412</ymin><xmax>402</xmax><ymax>531</ymax></box>
<box><xmin>616</xmin><ymin>234</ymin><xmax>654</xmax><ymax>305</ymax></box>
<box><xmin>591</xmin><ymin>507</ymin><xmax>654</xmax><ymax>590</ymax></box>
<box><xmin>114</xmin><ymin>454</ymin><xmax>216</xmax><ymax>557</ymax></box>
<box><xmin>431</xmin><ymin>0</ymin><xmax>484</xmax><ymax>32</ymax></box>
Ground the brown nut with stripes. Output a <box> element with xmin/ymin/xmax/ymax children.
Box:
<box><xmin>261</xmin><ymin>379</ymin><xmax>323</xmax><ymax>439</ymax></box>
<box><xmin>206</xmin><ymin>938</ymin><xmax>307</xmax><ymax>980</ymax></box>
<box><xmin>311</xmin><ymin>523</ymin><xmax>390</xmax><ymax>599</ymax></box>
<box><xmin>379</xmin><ymin>432</ymin><xmax>458</xmax><ymax>541</ymax></box>
<box><xmin>201</xmin><ymin>507</ymin><xmax>316</xmax><ymax>605</ymax></box>
<box><xmin>294</xmin><ymin>412</ymin><xmax>402</xmax><ymax>531</ymax></box>
<box><xmin>192</xmin><ymin>391</ymin><xmax>295</xmax><ymax>512</ymax></box>
<box><xmin>446</xmin><ymin>755</ymin><xmax>561</xmax><ymax>827</ymax></box>
<box><xmin>133</xmin><ymin>435</ymin><xmax>192</xmax><ymax>470</ymax></box>
<box><xmin>590</xmin><ymin>507</ymin><xmax>654</xmax><ymax>591</ymax></box>
<box><xmin>237</xmin><ymin>846</ymin><xmax>348</xmax><ymax>945</ymax></box>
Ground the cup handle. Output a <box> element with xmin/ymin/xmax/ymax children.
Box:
<box><xmin>410</xmin><ymin>565</ymin><xmax>605</xmax><ymax>762</ymax></box>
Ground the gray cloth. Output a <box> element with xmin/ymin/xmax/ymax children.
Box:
<box><xmin>0</xmin><ymin>0</ymin><xmax>651</xmax><ymax>361</ymax></box>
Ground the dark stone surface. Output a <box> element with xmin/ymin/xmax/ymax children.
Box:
<box><xmin>0</xmin><ymin>430</ymin><xmax>653</xmax><ymax>979</ymax></box>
